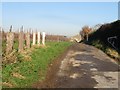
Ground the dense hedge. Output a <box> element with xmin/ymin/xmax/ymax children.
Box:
<box><xmin>89</xmin><ymin>20</ymin><xmax>120</xmax><ymax>52</ymax></box>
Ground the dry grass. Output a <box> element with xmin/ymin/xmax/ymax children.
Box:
<box><xmin>12</xmin><ymin>72</ymin><xmax>26</xmax><ymax>79</ymax></box>
<box><xmin>106</xmin><ymin>48</ymin><xmax>120</xmax><ymax>60</ymax></box>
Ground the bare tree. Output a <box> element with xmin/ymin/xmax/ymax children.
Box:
<box><xmin>80</xmin><ymin>26</ymin><xmax>92</xmax><ymax>41</ymax></box>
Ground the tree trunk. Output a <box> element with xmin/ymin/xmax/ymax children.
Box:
<box><xmin>37</xmin><ymin>32</ymin><xmax>40</xmax><ymax>45</ymax></box>
<box><xmin>33</xmin><ymin>32</ymin><xmax>36</xmax><ymax>45</ymax></box>
<box><xmin>6</xmin><ymin>32</ymin><xmax>14</xmax><ymax>54</ymax></box>
<box><xmin>18</xmin><ymin>30</ymin><xmax>24</xmax><ymax>52</ymax></box>
<box><xmin>86</xmin><ymin>34</ymin><xmax>88</xmax><ymax>41</ymax></box>
<box><xmin>26</xmin><ymin>32</ymin><xmax>30</xmax><ymax>49</ymax></box>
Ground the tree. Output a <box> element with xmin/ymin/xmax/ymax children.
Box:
<box><xmin>80</xmin><ymin>26</ymin><xmax>92</xmax><ymax>41</ymax></box>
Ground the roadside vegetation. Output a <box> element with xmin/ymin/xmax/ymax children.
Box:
<box><xmin>80</xmin><ymin>20</ymin><xmax>120</xmax><ymax>63</ymax></box>
<box><xmin>2</xmin><ymin>41</ymin><xmax>72</xmax><ymax>88</ymax></box>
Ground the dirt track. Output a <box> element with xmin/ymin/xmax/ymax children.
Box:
<box><xmin>32</xmin><ymin>43</ymin><xmax>119</xmax><ymax>89</ymax></box>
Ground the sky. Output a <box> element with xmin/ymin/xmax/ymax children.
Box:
<box><xmin>1</xmin><ymin>2</ymin><xmax>118</xmax><ymax>36</ymax></box>
<box><xmin>118</xmin><ymin>1</ymin><xmax>120</xmax><ymax>20</ymax></box>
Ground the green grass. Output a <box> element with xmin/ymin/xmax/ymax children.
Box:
<box><xmin>2</xmin><ymin>41</ymin><xmax>72</xmax><ymax>88</ymax></box>
<box><xmin>90</xmin><ymin>40</ymin><xmax>105</xmax><ymax>51</ymax></box>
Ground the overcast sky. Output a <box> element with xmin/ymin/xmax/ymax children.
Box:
<box><xmin>1</xmin><ymin>2</ymin><xmax>118</xmax><ymax>36</ymax></box>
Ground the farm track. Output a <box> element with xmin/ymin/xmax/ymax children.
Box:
<box><xmin>32</xmin><ymin>43</ymin><xmax>119</xmax><ymax>89</ymax></box>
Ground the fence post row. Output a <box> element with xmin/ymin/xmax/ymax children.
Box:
<box><xmin>5</xmin><ymin>26</ymin><xmax>46</xmax><ymax>54</ymax></box>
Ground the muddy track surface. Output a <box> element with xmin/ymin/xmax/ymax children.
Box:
<box><xmin>32</xmin><ymin>43</ymin><xmax>119</xmax><ymax>89</ymax></box>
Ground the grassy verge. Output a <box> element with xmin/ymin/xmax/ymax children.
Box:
<box><xmin>2</xmin><ymin>41</ymin><xmax>72</xmax><ymax>88</ymax></box>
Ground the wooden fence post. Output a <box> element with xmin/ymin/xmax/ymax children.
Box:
<box><xmin>33</xmin><ymin>32</ymin><xmax>36</xmax><ymax>45</ymax></box>
<box><xmin>37</xmin><ymin>32</ymin><xmax>40</xmax><ymax>45</ymax></box>
<box><xmin>6</xmin><ymin>25</ymin><xmax>14</xmax><ymax>54</ymax></box>
<box><xmin>18</xmin><ymin>26</ymin><xmax>24</xmax><ymax>52</ymax></box>
<box><xmin>25</xmin><ymin>30</ymin><xmax>30</xmax><ymax>49</ymax></box>
<box><xmin>42</xmin><ymin>32</ymin><xmax>46</xmax><ymax>45</ymax></box>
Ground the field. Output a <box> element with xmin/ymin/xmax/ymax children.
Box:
<box><xmin>2</xmin><ymin>41</ymin><xmax>72</xmax><ymax>88</ymax></box>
